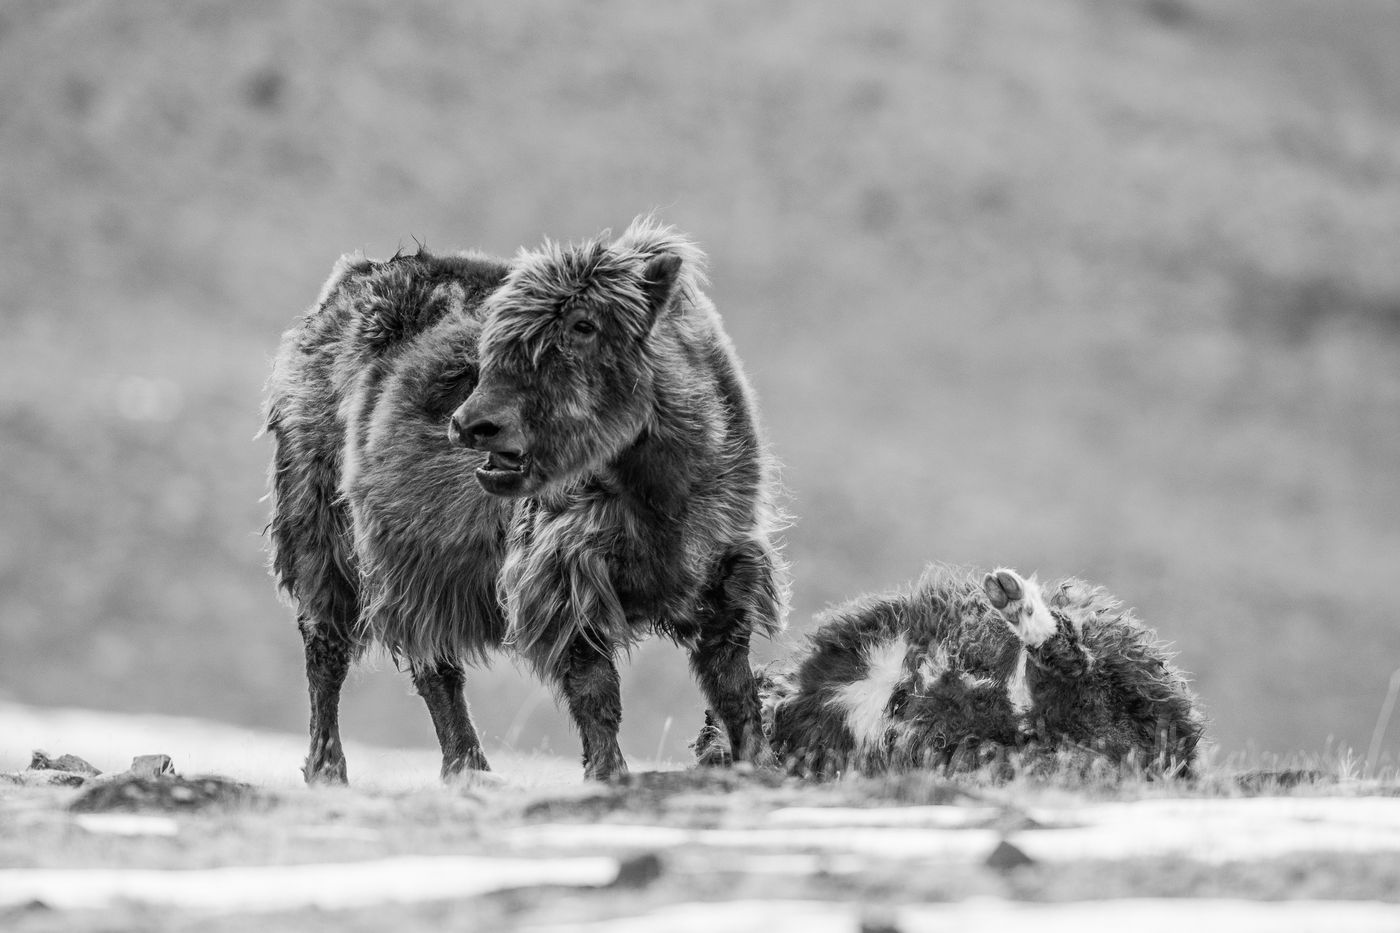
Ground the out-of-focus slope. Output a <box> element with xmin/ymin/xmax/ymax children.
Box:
<box><xmin>1</xmin><ymin>0</ymin><xmax>1398</xmax><ymax>759</ymax></box>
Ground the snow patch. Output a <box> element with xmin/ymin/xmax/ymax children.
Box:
<box><xmin>73</xmin><ymin>814</ymin><xmax>179</xmax><ymax>837</ymax></box>
<box><xmin>767</xmin><ymin>805</ymin><xmax>999</xmax><ymax>829</ymax></box>
<box><xmin>509</xmin><ymin>796</ymin><xmax>1400</xmax><ymax>863</ymax></box>
<box><xmin>526</xmin><ymin>897</ymin><xmax>1400</xmax><ymax>933</ymax></box>
<box><xmin>0</xmin><ymin>856</ymin><xmax>619</xmax><ymax>912</ymax></box>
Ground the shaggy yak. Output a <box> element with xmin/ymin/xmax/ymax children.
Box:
<box><xmin>265</xmin><ymin>218</ymin><xmax>787</xmax><ymax>783</ymax></box>
<box><xmin>696</xmin><ymin>565</ymin><xmax>1204</xmax><ymax>779</ymax></box>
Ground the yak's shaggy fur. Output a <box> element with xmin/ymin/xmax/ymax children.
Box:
<box><xmin>697</xmin><ymin>565</ymin><xmax>1204</xmax><ymax>780</ymax></box>
<box><xmin>265</xmin><ymin>218</ymin><xmax>787</xmax><ymax>784</ymax></box>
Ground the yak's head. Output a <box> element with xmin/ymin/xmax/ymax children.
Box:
<box><xmin>449</xmin><ymin>218</ymin><xmax>704</xmax><ymax>498</ymax></box>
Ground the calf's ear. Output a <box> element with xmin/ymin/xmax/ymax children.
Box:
<box><xmin>639</xmin><ymin>252</ymin><xmax>683</xmax><ymax>326</ymax></box>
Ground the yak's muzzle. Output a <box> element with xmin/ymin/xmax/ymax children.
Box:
<box><xmin>449</xmin><ymin>395</ymin><xmax>533</xmax><ymax>497</ymax></box>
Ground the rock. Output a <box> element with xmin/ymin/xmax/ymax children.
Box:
<box><xmin>984</xmin><ymin>839</ymin><xmax>1035</xmax><ymax>871</ymax></box>
<box><xmin>70</xmin><ymin>774</ymin><xmax>260</xmax><ymax>813</ymax></box>
<box><xmin>610</xmin><ymin>852</ymin><xmax>665</xmax><ymax>889</ymax></box>
<box><xmin>28</xmin><ymin>750</ymin><xmax>101</xmax><ymax>776</ymax></box>
<box><xmin>3</xmin><ymin>769</ymin><xmax>89</xmax><ymax>788</ymax></box>
<box><xmin>126</xmin><ymin>755</ymin><xmax>175</xmax><ymax>778</ymax></box>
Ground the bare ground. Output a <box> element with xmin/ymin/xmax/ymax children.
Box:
<box><xmin>3</xmin><ymin>705</ymin><xmax>1400</xmax><ymax>932</ymax></box>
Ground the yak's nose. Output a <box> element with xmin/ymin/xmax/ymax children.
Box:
<box><xmin>447</xmin><ymin>412</ymin><xmax>470</xmax><ymax>447</ymax></box>
<box><xmin>448</xmin><ymin>410</ymin><xmax>506</xmax><ymax>450</ymax></box>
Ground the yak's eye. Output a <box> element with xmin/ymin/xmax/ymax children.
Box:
<box><xmin>572</xmin><ymin>319</ymin><xmax>598</xmax><ymax>336</ymax></box>
<box><xmin>438</xmin><ymin>366</ymin><xmax>474</xmax><ymax>384</ymax></box>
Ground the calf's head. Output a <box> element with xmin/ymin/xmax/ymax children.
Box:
<box><xmin>449</xmin><ymin>227</ymin><xmax>689</xmax><ymax>498</ymax></box>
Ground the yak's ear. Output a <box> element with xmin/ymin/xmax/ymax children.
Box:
<box><xmin>639</xmin><ymin>252</ymin><xmax>683</xmax><ymax>325</ymax></box>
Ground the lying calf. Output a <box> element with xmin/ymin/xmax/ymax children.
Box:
<box><xmin>696</xmin><ymin>565</ymin><xmax>1205</xmax><ymax>779</ymax></box>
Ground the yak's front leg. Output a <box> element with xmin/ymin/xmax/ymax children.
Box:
<box><xmin>556</xmin><ymin>638</ymin><xmax>628</xmax><ymax>781</ymax></box>
<box><xmin>412</xmin><ymin>658</ymin><xmax>490</xmax><ymax>781</ymax></box>
<box><xmin>301</xmin><ymin>618</ymin><xmax>351</xmax><ymax>785</ymax></box>
<box><xmin>690</xmin><ymin>543</ymin><xmax>782</xmax><ymax>769</ymax></box>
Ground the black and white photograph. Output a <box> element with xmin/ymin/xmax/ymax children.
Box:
<box><xmin>2</xmin><ymin>1</ymin><xmax>1400</xmax><ymax>929</ymax></box>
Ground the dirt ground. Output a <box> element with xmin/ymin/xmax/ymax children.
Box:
<box><xmin>4</xmin><ymin>722</ymin><xmax>1400</xmax><ymax>932</ymax></box>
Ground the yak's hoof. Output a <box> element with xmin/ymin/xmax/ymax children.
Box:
<box><xmin>985</xmin><ymin>568</ymin><xmax>1056</xmax><ymax>647</ymax></box>
<box><xmin>303</xmin><ymin>735</ymin><xmax>348</xmax><ymax>785</ymax></box>
<box><xmin>736</xmin><ymin>736</ymin><xmax>780</xmax><ymax>772</ymax></box>
<box><xmin>584</xmin><ymin>755</ymin><xmax>629</xmax><ymax>783</ymax></box>
<box><xmin>694</xmin><ymin>742</ymin><xmax>734</xmax><ymax>769</ymax></box>
<box><xmin>445</xmin><ymin>768</ymin><xmax>505</xmax><ymax>789</ymax></box>
<box><xmin>441</xmin><ymin>750</ymin><xmax>496</xmax><ymax>786</ymax></box>
<box><xmin>691</xmin><ymin>713</ymin><xmax>734</xmax><ymax>768</ymax></box>
<box><xmin>749</xmin><ymin>747</ymin><xmax>780</xmax><ymax>772</ymax></box>
<box><xmin>303</xmin><ymin>757</ymin><xmax>348</xmax><ymax>786</ymax></box>
<box><xmin>983</xmin><ymin>569</ymin><xmax>1024</xmax><ymax>609</ymax></box>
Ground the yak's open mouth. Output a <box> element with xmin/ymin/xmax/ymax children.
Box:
<box><xmin>475</xmin><ymin>450</ymin><xmax>532</xmax><ymax>496</ymax></box>
<box><xmin>484</xmin><ymin>450</ymin><xmax>526</xmax><ymax>474</ymax></box>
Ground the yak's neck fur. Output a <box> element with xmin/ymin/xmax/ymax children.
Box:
<box><xmin>498</xmin><ymin>292</ymin><xmax>762</xmax><ymax>677</ymax></box>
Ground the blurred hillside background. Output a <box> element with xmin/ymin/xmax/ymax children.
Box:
<box><xmin>2</xmin><ymin>0</ymin><xmax>1398</xmax><ymax>767</ymax></box>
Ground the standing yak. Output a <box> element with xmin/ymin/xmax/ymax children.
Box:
<box><xmin>265</xmin><ymin>217</ymin><xmax>787</xmax><ymax>783</ymax></box>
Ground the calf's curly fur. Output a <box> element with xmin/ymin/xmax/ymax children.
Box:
<box><xmin>265</xmin><ymin>218</ymin><xmax>787</xmax><ymax>783</ymax></box>
<box><xmin>697</xmin><ymin>564</ymin><xmax>1204</xmax><ymax>779</ymax></box>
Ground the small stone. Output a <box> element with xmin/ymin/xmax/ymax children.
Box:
<box><xmin>984</xmin><ymin>839</ymin><xmax>1035</xmax><ymax>870</ymax></box>
<box><xmin>128</xmin><ymin>755</ymin><xmax>175</xmax><ymax>778</ymax></box>
<box><xmin>610</xmin><ymin>852</ymin><xmax>664</xmax><ymax>888</ymax></box>
<box><xmin>28</xmin><ymin>751</ymin><xmax>101</xmax><ymax>776</ymax></box>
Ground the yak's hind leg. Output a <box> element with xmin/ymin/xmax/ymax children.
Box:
<box><xmin>301</xmin><ymin>617</ymin><xmax>352</xmax><ymax>784</ymax></box>
<box><xmin>555</xmin><ymin>638</ymin><xmax>628</xmax><ymax>782</ymax></box>
<box><xmin>690</xmin><ymin>542</ymin><xmax>782</xmax><ymax>769</ymax></box>
<box><xmin>412</xmin><ymin>659</ymin><xmax>490</xmax><ymax>780</ymax></box>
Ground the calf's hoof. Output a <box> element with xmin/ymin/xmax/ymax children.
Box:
<box><xmin>983</xmin><ymin>567</ymin><xmax>1056</xmax><ymax>647</ymax></box>
<box><xmin>983</xmin><ymin>569</ymin><xmax>1024</xmax><ymax>609</ymax></box>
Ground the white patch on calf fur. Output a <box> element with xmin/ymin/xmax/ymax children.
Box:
<box><xmin>830</xmin><ymin>636</ymin><xmax>907</xmax><ymax>748</ymax></box>
<box><xmin>1007</xmin><ymin>650</ymin><xmax>1032</xmax><ymax>715</ymax></box>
